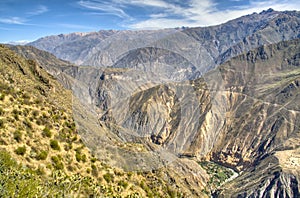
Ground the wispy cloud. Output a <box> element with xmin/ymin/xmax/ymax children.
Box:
<box><xmin>58</xmin><ymin>23</ymin><xmax>96</xmax><ymax>30</ymax></box>
<box><xmin>123</xmin><ymin>0</ymin><xmax>300</xmax><ymax>29</ymax></box>
<box><xmin>78</xmin><ymin>0</ymin><xmax>131</xmax><ymax>19</ymax></box>
<box><xmin>27</xmin><ymin>5</ymin><xmax>48</xmax><ymax>16</ymax></box>
<box><xmin>0</xmin><ymin>5</ymin><xmax>48</xmax><ymax>26</ymax></box>
<box><xmin>7</xmin><ymin>40</ymin><xmax>31</xmax><ymax>45</ymax></box>
<box><xmin>0</xmin><ymin>17</ymin><xmax>26</xmax><ymax>25</ymax></box>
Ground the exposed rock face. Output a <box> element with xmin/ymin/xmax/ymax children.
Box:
<box><xmin>208</xmin><ymin>39</ymin><xmax>300</xmax><ymax>197</ymax></box>
<box><xmin>88</xmin><ymin>39</ymin><xmax>300</xmax><ymax>197</ymax></box>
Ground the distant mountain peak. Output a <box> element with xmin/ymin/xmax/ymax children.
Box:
<box><xmin>261</xmin><ymin>8</ymin><xmax>275</xmax><ymax>14</ymax></box>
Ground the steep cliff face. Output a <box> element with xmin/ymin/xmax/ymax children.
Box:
<box><xmin>210</xmin><ymin>40</ymin><xmax>300</xmax><ymax>166</ymax></box>
<box><xmin>205</xmin><ymin>39</ymin><xmax>300</xmax><ymax>196</ymax></box>
<box><xmin>93</xmin><ymin>39</ymin><xmax>300</xmax><ymax>196</ymax></box>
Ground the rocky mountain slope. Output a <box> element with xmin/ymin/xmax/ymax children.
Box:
<box><xmin>0</xmin><ymin>45</ymin><xmax>197</xmax><ymax>197</ymax></box>
<box><xmin>7</xmin><ymin>9</ymin><xmax>300</xmax><ymax>197</ymax></box>
<box><xmin>69</xmin><ymin>39</ymin><xmax>300</xmax><ymax>197</ymax></box>
<box><xmin>28</xmin><ymin>9</ymin><xmax>300</xmax><ymax>80</ymax></box>
<box><xmin>9</xmin><ymin>38</ymin><xmax>300</xmax><ymax>198</ymax></box>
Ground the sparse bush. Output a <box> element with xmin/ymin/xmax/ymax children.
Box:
<box><xmin>0</xmin><ymin>119</ymin><xmax>5</xmax><ymax>128</ymax></box>
<box><xmin>140</xmin><ymin>181</ymin><xmax>152</xmax><ymax>196</ymax></box>
<box><xmin>13</xmin><ymin>130</ymin><xmax>22</xmax><ymax>142</ymax></box>
<box><xmin>91</xmin><ymin>157</ymin><xmax>97</xmax><ymax>163</ymax></box>
<box><xmin>15</xmin><ymin>146</ymin><xmax>26</xmax><ymax>156</ymax></box>
<box><xmin>51</xmin><ymin>155</ymin><xmax>64</xmax><ymax>170</ymax></box>
<box><xmin>36</xmin><ymin>150</ymin><xmax>48</xmax><ymax>160</ymax></box>
<box><xmin>36</xmin><ymin>118</ymin><xmax>42</xmax><ymax>125</ymax></box>
<box><xmin>67</xmin><ymin>165</ymin><xmax>75</xmax><ymax>171</ymax></box>
<box><xmin>91</xmin><ymin>164</ymin><xmax>98</xmax><ymax>177</ymax></box>
<box><xmin>13</xmin><ymin>113</ymin><xmax>19</xmax><ymax>121</ymax></box>
<box><xmin>32</xmin><ymin>110</ymin><xmax>39</xmax><ymax>117</ymax></box>
<box><xmin>23</xmin><ymin>98</ymin><xmax>31</xmax><ymax>105</ymax></box>
<box><xmin>22</xmin><ymin>92</ymin><xmax>31</xmax><ymax>99</ymax></box>
<box><xmin>103</xmin><ymin>173</ymin><xmax>114</xmax><ymax>183</ymax></box>
<box><xmin>118</xmin><ymin>180</ymin><xmax>129</xmax><ymax>189</ymax></box>
<box><xmin>37</xmin><ymin>116</ymin><xmax>48</xmax><ymax>126</ymax></box>
<box><xmin>0</xmin><ymin>107</ymin><xmax>4</xmax><ymax>116</ymax></box>
<box><xmin>52</xmin><ymin>114</ymin><xmax>60</xmax><ymax>122</ymax></box>
<box><xmin>42</xmin><ymin>126</ymin><xmax>52</xmax><ymax>138</ymax></box>
<box><xmin>0</xmin><ymin>93</ymin><xmax>5</xmax><ymax>101</ymax></box>
<box><xmin>81</xmin><ymin>154</ymin><xmax>87</xmax><ymax>162</ymax></box>
<box><xmin>75</xmin><ymin>152</ymin><xmax>82</xmax><ymax>162</ymax></box>
<box><xmin>22</xmin><ymin>108</ymin><xmax>29</xmax><ymax>116</ymax></box>
<box><xmin>34</xmin><ymin>98</ymin><xmax>42</xmax><ymax>105</ymax></box>
<box><xmin>23</xmin><ymin>118</ymin><xmax>32</xmax><ymax>129</ymax></box>
<box><xmin>50</xmin><ymin>139</ymin><xmax>60</xmax><ymax>151</ymax></box>
<box><xmin>12</xmin><ymin>109</ymin><xmax>20</xmax><ymax>115</ymax></box>
<box><xmin>36</xmin><ymin>166</ymin><xmax>46</xmax><ymax>175</ymax></box>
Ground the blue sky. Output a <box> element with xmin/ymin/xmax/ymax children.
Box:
<box><xmin>0</xmin><ymin>0</ymin><xmax>299</xmax><ymax>43</ymax></box>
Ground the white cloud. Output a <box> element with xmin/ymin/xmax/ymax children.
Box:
<box><xmin>0</xmin><ymin>17</ymin><xmax>26</xmax><ymax>25</ymax></box>
<box><xmin>125</xmin><ymin>0</ymin><xmax>170</xmax><ymax>8</ymax></box>
<box><xmin>58</xmin><ymin>23</ymin><xmax>96</xmax><ymax>30</ymax></box>
<box><xmin>27</xmin><ymin>5</ymin><xmax>48</xmax><ymax>16</ymax></box>
<box><xmin>77</xmin><ymin>0</ymin><xmax>300</xmax><ymax>29</ymax></box>
<box><xmin>78</xmin><ymin>0</ymin><xmax>131</xmax><ymax>19</ymax></box>
<box><xmin>126</xmin><ymin>0</ymin><xmax>300</xmax><ymax>29</ymax></box>
<box><xmin>7</xmin><ymin>40</ymin><xmax>31</xmax><ymax>45</ymax></box>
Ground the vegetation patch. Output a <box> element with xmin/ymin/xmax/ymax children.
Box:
<box><xmin>199</xmin><ymin>161</ymin><xmax>234</xmax><ymax>194</ymax></box>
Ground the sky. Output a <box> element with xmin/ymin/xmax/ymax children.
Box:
<box><xmin>0</xmin><ymin>0</ymin><xmax>299</xmax><ymax>43</ymax></box>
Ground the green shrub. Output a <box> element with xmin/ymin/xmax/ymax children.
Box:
<box><xmin>118</xmin><ymin>180</ymin><xmax>129</xmax><ymax>189</ymax></box>
<box><xmin>0</xmin><ymin>107</ymin><xmax>4</xmax><ymax>115</ymax></box>
<box><xmin>13</xmin><ymin>130</ymin><xmax>22</xmax><ymax>142</ymax></box>
<box><xmin>91</xmin><ymin>157</ymin><xmax>97</xmax><ymax>163</ymax></box>
<box><xmin>50</xmin><ymin>139</ymin><xmax>60</xmax><ymax>151</ymax></box>
<box><xmin>42</xmin><ymin>127</ymin><xmax>52</xmax><ymax>138</ymax></box>
<box><xmin>36</xmin><ymin>150</ymin><xmax>48</xmax><ymax>160</ymax></box>
<box><xmin>15</xmin><ymin>146</ymin><xmax>26</xmax><ymax>156</ymax></box>
<box><xmin>75</xmin><ymin>152</ymin><xmax>82</xmax><ymax>162</ymax></box>
<box><xmin>0</xmin><ymin>119</ymin><xmax>5</xmax><ymax>128</ymax></box>
<box><xmin>103</xmin><ymin>173</ymin><xmax>114</xmax><ymax>183</ymax></box>
<box><xmin>0</xmin><ymin>93</ymin><xmax>5</xmax><ymax>101</ymax></box>
<box><xmin>51</xmin><ymin>155</ymin><xmax>64</xmax><ymax>170</ymax></box>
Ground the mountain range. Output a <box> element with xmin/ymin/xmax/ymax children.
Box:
<box><xmin>1</xmin><ymin>8</ymin><xmax>299</xmax><ymax>197</ymax></box>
